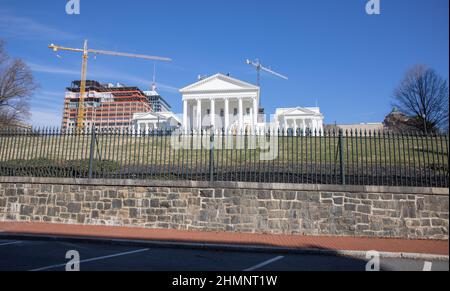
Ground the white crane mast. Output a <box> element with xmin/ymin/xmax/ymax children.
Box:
<box><xmin>245</xmin><ymin>58</ymin><xmax>288</xmax><ymax>109</ymax></box>
<box><xmin>246</xmin><ymin>59</ymin><xmax>288</xmax><ymax>86</ymax></box>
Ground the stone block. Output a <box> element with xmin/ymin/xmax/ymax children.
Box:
<box><xmin>112</xmin><ymin>199</ymin><xmax>122</xmax><ymax>209</ymax></box>
<box><xmin>74</xmin><ymin>193</ymin><xmax>84</xmax><ymax>202</ymax></box>
<box><xmin>168</xmin><ymin>193</ymin><xmax>180</xmax><ymax>200</ymax></box>
<box><xmin>150</xmin><ymin>199</ymin><xmax>160</xmax><ymax>207</ymax></box>
<box><xmin>188</xmin><ymin>197</ymin><xmax>201</xmax><ymax>206</ymax></box>
<box><xmin>321</xmin><ymin>199</ymin><xmax>333</xmax><ymax>204</ymax></box>
<box><xmin>321</xmin><ymin>192</ymin><xmax>333</xmax><ymax>199</ymax></box>
<box><xmin>5</xmin><ymin>189</ymin><xmax>16</xmax><ymax>196</ymax></box>
<box><xmin>344</xmin><ymin>204</ymin><xmax>356</xmax><ymax>211</ymax></box>
<box><xmin>173</xmin><ymin>200</ymin><xmax>187</xmax><ymax>208</ymax></box>
<box><xmin>256</xmin><ymin>190</ymin><xmax>272</xmax><ymax>200</ymax></box>
<box><xmin>67</xmin><ymin>203</ymin><xmax>81</xmax><ymax>213</ymax></box>
<box><xmin>20</xmin><ymin>205</ymin><xmax>34</xmax><ymax>216</ymax></box>
<box><xmin>41</xmin><ymin>185</ymin><xmax>52</xmax><ymax>193</ymax></box>
<box><xmin>368</xmin><ymin>194</ymin><xmax>380</xmax><ymax>200</ymax></box>
<box><xmin>373</xmin><ymin>200</ymin><xmax>398</xmax><ymax>210</ymax></box>
<box><xmin>400</xmin><ymin>201</ymin><xmax>416</xmax><ymax>218</ymax></box>
<box><xmin>199</xmin><ymin>190</ymin><xmax>214</xmax><ymax>198</ymax></box>
<box><xmin>123</xmin><ymin>199</ymin><xmax>136</xmax><ymax>207</ymax></box>
<box><xmin>357</xmin><ymin>205</ymin><xmax>371</xmax><ymax>214</ymax></box>
<box><xmin>331</xmin><ymin>206</ymin><xmax>343</xmax><ymax>216</ymax></box>
<box><xmin>91</xmin><ymin>210</ymin><xmax>99</xmax><ymax>219</ymax></box>
<box><xmin>333</xmin><ymin>197</ymin><xmax>344</xmax><ymax>205</ymax></box>
<box><xmin>107</xmin><ymin>190</ymin><xmax>118</xmax><ymax>198</ymax></box>
<box><xmin>129</xmin><ymin>208</ymin><xmax>139</xmax><ymax>218</ymax></box>
<box><xmin>296</xmin><ymin>192</ymin><xmax>308</xmax><ymax>201</ymax></box>
<box><xmin>160</xmin><ymin>200</ymin><xmax>171</xmax><ymax>208</ymax></box>
<box><xmin>52</xmin><ymin>185</ymin><xmax>63</xmax><ymax>193</ymax></box>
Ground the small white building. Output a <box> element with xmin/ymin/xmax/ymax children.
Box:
<box><xmin>275</xmin><ymin>107</ymin><xmax>324</xmax><ymax>135</ymax></box>
<box><xmin>180</xmin><ymin>73</ymin><xmax>261</xmax><ymax>133</ymax></box>
<box><xmin>132</xmin><ymin>111</ymin><xmax>181</xmax><ymax>132</ymax></box>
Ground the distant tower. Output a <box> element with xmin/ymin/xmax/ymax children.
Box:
<box><xmin>143</xmin><ymin>64</ymin><xmax>172</xmax><ymax>113</ymax></box>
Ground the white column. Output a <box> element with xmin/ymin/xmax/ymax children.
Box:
<box><xmin>183</xmin><ymin>100</ymin><xmax>188</xmax><ymax>133</ymax></box>
<box><xmin>320</xmin><ymin>119</ymin><xmax>324</xmax><ymax>135</ymax></box>
<box><xmin>312</xmin><ymin>119</ymin><xmax>317</xmax><ymax>135</ymax></box>
<box><xmin>197</xmin><ymin>99</ymin><xmax>202</xmax><ymax>132</ymax></box>
<box><xmin>302</xmin><ymin>119</ymin><xmax>306</xmax><ymax>136</ymax></box>
<box><xmin>238</xmin><ymin>98</ymin><xmax>243</xmax><ymax>131</ymax></box>
<box><xmin>252</xmin><ymin>97</ymin><xmax>258</xmax><ymax>130</ymax></box>
<box><xmin>294</xmin><ymin>119</ymin><xmax>298</xmax><ymax>136</ymax></box>
<box><xmin>284</xmin><ymin>117</ymin><xmax>288</xmax><ymax>130</ymax></box>
<box><xmin>224</xmin><ymin>98</ymin><xmax>229</xmax><ymax>133</ymax></box>
<box><xmin>210</xmin><ymin>98</ymin><xmax>215</xmax><ymax>130</ymax></box>
<box><xmin>308</xmin><ymin>119</ymin><xmax>312</xmax><ymax>135</ymax></box>
<box><xmin>249</xmin><ymin>106</ymin><xmax>253</xmax><ymax>131</ymax></box>
<box><xmin>315</xmin><ymin>119</ymin><xmax>319</xmax><ymax>135</ymax></box>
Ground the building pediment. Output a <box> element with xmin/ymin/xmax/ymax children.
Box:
<box><xmin>133</xmin><ymin>112</ymin><xmax>162</xmax><ymax>121</ymax></box>
<box><xmin>180</xmin><ymin>73</ymin><xmax>259</xmax><ymax>93</ymax></box>
<box><xmin>278</xmin><ymin>108</ymin><xmax>313</xmax><ymax>115</ymax></box>
<box><xmin>133</xmin><ymin>111</ymin><xmax>181</xmax><ymax>124</ymax></box>
<box><xmin>287</xmin><ymin>109</ymin><xmax>314</xmax><ymax>116</ymax></box>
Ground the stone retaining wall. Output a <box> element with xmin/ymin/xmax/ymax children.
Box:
<box><xmin>0</xmin><ymin>177</ymin><xmax>448</xmax><ymax>239</ymax></box>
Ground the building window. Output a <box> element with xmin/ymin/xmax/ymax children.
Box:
<box><xmin>206</xmin><ymin>109</ymin><xmax>210</xmax><ymax>115</ymax></box>
<box><xmin>220</xmin><ymin>109</ymin><xmax>224</xmax><ymax>117</ymax></box>
<box><xmin>233</xmin><ymin>108</ymin><xmax>238</xmax><ymax>116</ymax></box>
<box><xmin>246</xmin><ymin>108</ymin><xmax>250</xmax><ymax>115</ymax></box>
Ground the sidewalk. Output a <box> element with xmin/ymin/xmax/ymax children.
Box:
<box><xmin>0</xmin><ymin>222</ymin><xmax>448</xmax><ymax>257</ymax></box>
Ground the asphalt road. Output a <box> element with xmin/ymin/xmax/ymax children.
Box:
<box><xmin>0</xmin><ymin>239</ymin><xmax>448</xmax><ymax>271</ymax></box>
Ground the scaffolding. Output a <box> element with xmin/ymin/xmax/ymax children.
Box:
<box><xmin>62</xmin><ymin>81</ymin><xmax>152</xmax><ymax>131</ymax></box>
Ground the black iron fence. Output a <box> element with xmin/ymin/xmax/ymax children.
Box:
<box><xmin>0</xmin><ymin>128</ymin><xmax>448</xmax><ymax>188</ymax></box>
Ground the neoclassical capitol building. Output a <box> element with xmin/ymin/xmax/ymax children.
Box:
<box><xmin>179</xmin><ymin>74</ymin><xmax>324</xmax><ymax>135</ymax></box>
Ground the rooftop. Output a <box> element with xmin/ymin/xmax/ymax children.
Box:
<box><xmin>66</xmin><ymin>80</ymin><xmax>146</xmax><ymax>95</ymax></box>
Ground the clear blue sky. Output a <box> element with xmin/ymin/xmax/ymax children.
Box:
<box><xmin>0</xmin><ymin>0</ymin><xmax>448</xmax><ymax>127</ymax></box>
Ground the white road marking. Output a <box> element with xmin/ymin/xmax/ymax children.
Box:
<box><xmin>423</xmin><ymin>261</ymin><xmax>433</xmax><ymax>271</ymax></box>
<box><xmin>243</xmin><ymin>256</ymin><xmax>284</xmax><ymax>271</ymax></box>
<box><xmin>0</xmin><ymin>241</ymin><xmax>21</xmax><ymax>246</ymax></box>
<box><xmin>29</xmin><ymin>248</ymin><xmax>149</xmax><ymax>271</ymax></box>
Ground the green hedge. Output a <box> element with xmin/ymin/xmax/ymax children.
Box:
<box><xmin>0</xmin><ymin>158</ymin><xmax>120</xmax><ymax>177</ymax></box>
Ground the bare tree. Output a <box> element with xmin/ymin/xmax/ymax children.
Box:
<box><xmin>393</xmin><ymin>65</ymin><xmax>449</xmax><ymax>134</ymax></box>
<box><xmin>0</xmin><ymin>40</ymin><xmax>37</xmax><ymax>126</ymax></box>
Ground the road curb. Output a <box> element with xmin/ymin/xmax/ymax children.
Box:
<box><xmin>1</xmin><ymin>233</ymin><xmax>448</xmax><ymax>261</ymax></box>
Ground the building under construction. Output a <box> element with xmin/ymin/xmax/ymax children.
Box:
<box><xmin>62</xmin><ymin>80</ymin><xmax>152</xmax><ymax>131</ymax></box>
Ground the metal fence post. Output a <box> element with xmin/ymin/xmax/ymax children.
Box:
<box><xmin>88</xmin><ymin>126</ymin><xmax>96</xmax><ymax>179</ymax></box>
<box><xmin>339</xmin><ymin>129</ymin><xmax>346</xmax><ymax>185</ymax></box>
<box><xmin>209</xmin><ymin>132</ymin><xmax>214</xmax><ymax>182</ymax></box>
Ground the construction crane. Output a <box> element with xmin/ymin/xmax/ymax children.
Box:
<box><xmin>49</xmin><ymin>40</ymin><xmax>172</xmax><ymax>130</ymax></box>
<box><xmin>245</xmin><ymin>58</ymin><xmax>288</xmax><ymax>87</ymax></box>
<box><xmin>245</xmin><ymin>59</ymin><xmax>288</xmax><ymax>110</ymax></box>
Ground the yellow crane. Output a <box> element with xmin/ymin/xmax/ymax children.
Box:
<box><xmin>49</xmin><ymin>40</ymin><xmax>172</xmax><ymax>130</ymax></box>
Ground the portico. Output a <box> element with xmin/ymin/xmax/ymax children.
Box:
<box><xmin>275</xmin><ymin>107</ymin><xmax>324</xmax><ymax>136</ymax></box>
<box><xmin>132</xmin><ymin>111</ymin><xmax>181</xmax><ymax>132</ymax></box>
<box><xmin>180</xmin><ymin>74</ymin><xmax>260</xmax><ymax>133</ymax></box>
